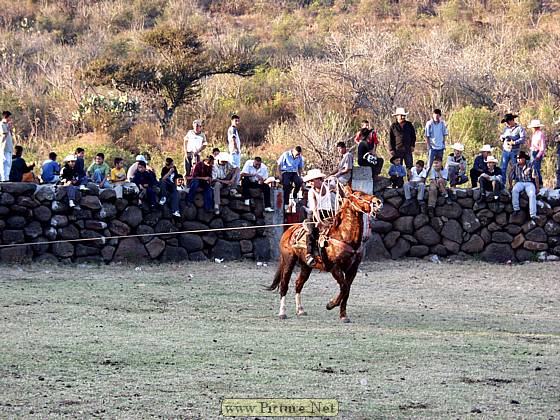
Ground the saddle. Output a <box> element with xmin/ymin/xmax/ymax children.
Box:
<box><xmin>291</xmin><ymin>221</ymin><xmax>332</xmax><ymax>249</ymax></box>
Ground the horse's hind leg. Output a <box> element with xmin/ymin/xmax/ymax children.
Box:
<box><xmin>338</xmin><ymin>258</ymin><xmax>361</xmax><ymax>323</ymax></box>
<box><xmin>278</xmin><ymin>254</ymin><xmax>297</xmax><ymax>320</ymax></box>
<box><xmin>326</xmin><ymin>267</ymin><xmax>345</xmax><ymax>311</ymax></box>
<box><xmin>294</xmin><ymin>264</ymin><xmax>312</xmax><ymax>316</ymax></box>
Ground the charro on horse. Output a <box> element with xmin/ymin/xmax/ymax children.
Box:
<box><xmin>267</xmin><ymin>180</ymin><xmax>382</xmax><ymax>323</ymax></box>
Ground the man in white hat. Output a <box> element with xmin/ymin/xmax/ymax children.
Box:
<box><xmin>59</xmin><ymin>154</ymin><xmax>82</xmax><ymax>209</ymax></box>
<box><xmin>470</xmin><ymin>144</ymin><xmax>493</xmax><ymax>188</ymax></box>
<box><xmin>127</xmin><ymin>154</ymin><xmax>148</xmax><ymax>181</ymax></box>
<box><xmin>240</xmin><ymin>156</ymin><xmax>274</xmax><ymax>213</ymax></box>
<box><xmin>425</xmin><ymin>109</ymin><xmax>449</xmax><ymax>173</ymax></box>
<box><xmin>389</xmin><ymin>107</ymin><xmax>416</xmax><ymax>170</ymax></box>
<box><xmin>478</xmin><ymin>155</ymin><xmax>503</xmax><ymax>202</ymax></box>
<box><xmin>212</xmin><ymin>152</ymin><xmax>239</xmax><ymax>215</ymax></box>
<box><xmin>528</xmin><ymin>119</ymin><xmax>546</xmax><ymax>185</ymax></box>
<box><xmin>184</xmin><ymin>119</ymin><xmax>208</xmax><ymax>177</ymax></box>
<box><xmin>445</xmin><ymin>143</ymin><xmax>468</xmax><ymax>187</ymax></box>
<box><xmin>500</xmin><ymin>113</ymin><xmax>526</xmax><ymax>177</ymax></box>
<box><xmin>302</xmin><ymin>169</ymin><xmax>329</xmax><ymax>267</ymax></box>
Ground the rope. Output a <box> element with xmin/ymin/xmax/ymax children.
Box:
<box><xmin>0</xmin><ymin>221</ymin><xmax>308</xmax><ymax>250</ymax></box>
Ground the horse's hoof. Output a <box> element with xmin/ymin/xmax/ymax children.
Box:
<box><xmin>326</xmin><ymin>302</ymin><xmax>336</xmax><ymax>310</ymax></box>
<box><xmin>340</xmin><ymin>317</ymin><xmax>351</xmax><ymax>323</ymax></box>
<box><xmin>296</xmin><ymin>310</ymin><xmax>307</xmax><ymax>316</ymax></box>
<box><xmin>278</xmin><ymin>314</ymin><xmax>288</xmax><ymax>320</ymax></box>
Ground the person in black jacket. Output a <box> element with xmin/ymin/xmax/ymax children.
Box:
<box><xmin>9</xmin><ymin>146</ymin><xmax>35</xmax><ymax>182</ymax></box>
<box><xmin>160</xmin><ymin>157</ymin><xmax>181</xmax><ymax>217</ymax></box>
<box><xmin>132</xmin><ymin>161</ymin><xmax>158</xmax><ymax>207</ymax></box>
<box><xmin>357</xmin><ymin>128</ymin><xmax>384</xmax><ymax>182</ymax></box>
<box><xmin>59</xmin><ymin>154</ymin><xmax>81</xmax><ymax>209</ymax></box>
<box><xmin>389</xmin><ymin>107</ymin><xmax>416</xmax><ymax>169</ymax></box>
<box><xmin>470</xmin><ymin>144</ymin><xmax>493</xmax><ymax>188</ymax></box>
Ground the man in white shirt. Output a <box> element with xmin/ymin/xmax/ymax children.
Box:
<box><xmin>183</xmin><ymin>119</ymin><xmax>208</xmax><ymax>177</ymax></box>
<box><xmin>240</xmin><ymin>157</ymin><xmax>274</xmax><ymax>212</ymax></box>
<box><xmin>404</xmin><ymin>159</ymin><xmax>427</xmax><ymax>204</ymax></box>
<box><xmin>330</xmin><ymin>141</ymin><xmax>353</xmax><ymax>185</ymax></box>
<box><xmin>1</xmin><ymin>111</ymin><xmax>14</xmax><ymax>181</ymax></box>
<box><xmin>227</xmin><ymin>115</ymin><xmax>241</xmax><ymax>186</ymax></box>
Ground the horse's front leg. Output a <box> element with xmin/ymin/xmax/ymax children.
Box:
<box><xmin>295</xmin><ymin>264</ymin><xmax>312</xmax><ymax>316</ymax></box>
<box><xmin>326</xmin><ymin>266</ymin><xmax>345</xmax><ymax>311</ymax></box>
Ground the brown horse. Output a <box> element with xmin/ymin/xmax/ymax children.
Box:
<box><xmin>267</xmin><ymin>186</ymin><xmax>382</xmax><ymax>322</ymax></box>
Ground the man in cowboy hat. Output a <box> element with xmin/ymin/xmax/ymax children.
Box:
<box><xmin>184</xmin><ymin>119</ymin><xmax>208</xmax><ymax>177</ymax></box>
<box><xmin>211</xmin><ymin>152</ymin><xmax>240</xmax><ymax>215</ymax></box>
<box><xmin>425</xmin><ymin>109</ymin><xmax>449</xmax><ymax>172</ymax></box>
<box><xmin>240</xmin><ymin>156</ymin><xmax>274</xmax><ymax>213</ymax></box>
<box><xmin>445</xmin><ymin>143</ymin><xmax>468</xmax><ymax>187</ymax></box>
<box><xmin>509</xmin><ymin>150</ymin><xmax>539</xmax><ymax>221</ymax></box>
<box><xmin>389</xmin><ymin>107</ymin><xmax>416</xmax><ymax>170</ymax></box>
<box><xmin>470</xmin><ymin>144</ymin><xmax>493</xmax><ymax>188</ymax></box>
<box><xmin>528</xmin><ymin>119</ymin><xmax>546</xmax><ymax>185</ymax></box>
<box><xmin>478</xmin><ymin>155</ymin><xmax>503</xmax><ymax>202</ymax></box>
<box><xmin>500</xmin><ymin>113</ymin><xmax>526</xmax><ymax>177</ymax></box>
<box><xmin>302</xmin><ymin>169</ymin><xmax>331</xmax><ymax>267</ymax></box>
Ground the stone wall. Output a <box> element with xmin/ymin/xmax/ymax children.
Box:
<box><xmin>0</xmin><ymin>182</ymin><xmax>279</xmax><ymax>264</ymax></box>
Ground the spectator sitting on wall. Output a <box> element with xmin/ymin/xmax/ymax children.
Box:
<box><xmin>110</xmin><ymin>157</ymin><xmax>127</xmax><ymax>199</ymax></box>
<box><xmin>427</xmin><ymin>157</ymin><xmax>450</xmax><ymax>216</ymax></box>
<box><xmin>160</xmin><ymin>157</ymin><xmax>181</xmax><ymax>218</ymax></box>
<box><xmin>404</xmin><ymin>159</ymin><xmax>427</xmax><ymax>207</ymax></box>
<box><xmin>330</xmin><ymin>141</ymin><xmax>353</xmax><ymax>186</ymax></box>
<box><xmin>477</xmin><ymin>155</ymin><xmax>503</xmax><ymax>202</ymax></box>
<box><xmin>41</xmin><ymin>152</ymin><xmax>61</xmax><ymax>184</ymax></box>
<box><xmin>240</xmin><ymin>156</ymin><xmax>274</xmax><ymax>213</ymax></box>
<box><xmin>470</xmin><ymin>144</ymin><xmax>492</xmax><ymax>188</ymax></box>
<box><xmin>509</xmin><ymin>151</ymin><xmax>538</xmax><ymax>222</ymax></box>
<box><xmin>175</xmin><ymin>173</ymin><xmax>187</xmax><ymax>191</ymax></box>
<box><xmin>388</xmin><ymin>155</ymin><xmax>406</xmax><ymax>188</ymax></box>
<box><xmin>277</xmin><ymin>146</ymin><xmax>304</xmax><ymax>212</ymax></box>
<box><xmin>212</xmin><ymin>147</ymin><xmax>220</xmax><ymax>158</ymax></box>
<box><xmin>132</xmin><ymin>161</ymin><xmax>158</xmax><ymax>208</ymax></box>
<box><xmin>87</xmin><ymin>152</ymin><xmax>110</xmax><ymax>188</ymax></box>
<box><xmin>74</xmin><ymin>147</ymin><xmax>88</xmax><ymax>188</ymax></box>
<box><xmin>389</xmin><ymin>107</ymin><xmax>416</xmax><ymax>170</ymax></box>
<box><xmin>186</xmin><ymin>155</ymin><xmax>214</xmax><ymax>211</ymax></box>
<box><xmin>445</xmin><ymin>143</ymin><xmax>468</xmax><ymax>187</ymax></box>
<box><xmin>212</xmin><ymin>152</ymin><xmax>239</xmax><ymax>215</ymax></box>
<box><xmin>10</xmin><ymin>145</ymin><xmax>36</xmax><ymax>182</ymax></box>
<box><xmin>59</xmin><ymin>154</ymin><xmax>82</xmax><ymax>209</ymax></box>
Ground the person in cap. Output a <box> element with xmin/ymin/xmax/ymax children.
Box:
<box><xmin>478</xmin><ymin>156</ymin><xmax>503</xmax><ymax>201</ymax></box>
<box><xmin>330</xmin><ymin>141</ymin><xmax>353</xmax><ymax>186</ymax></box>
<box><xmin>212</xmin><ymin>152</ymin><xmax>240</xmax><ymax>215</ymax></box>
<box><xmin>528</xmin><ymin>119</ymin><xmax>546</xmax><ymax>185</ymax></box>
<box><xmin>302</xmin><ymin>169</ymin><xmax>330</xmax><ymax>267</ymax></box>
<box><xmin>500</xmin><ymin>113</ymin><xmax>526</xmax><ymax>177</ymax></box>
<box><xmin>445</xmin><ymin>143</ymin><xmax>468</xmax><ymax>187</ymax></box>
<box><xmin>277</xmin><ymin>146</ymin><xmax>304</xmax><ymax>211</ymax></box>
<box><xmin>555</xmin><ymin>117</ymin><xmax>560</xmax><ymax>189</ymax></box>
<box><xmin>127</xmin><ymin>154</ymin><xmax>148</xmax><ymax>181</ymax></box>
<box><xmin>425</xmin><ymin>109</ymin><xmax>449</xmax><ymax>173</ymax></box>
<box><xmin>240</xmin><ymin>156</ymin><xmax>274</xmax><ymax>213</ymax></box>
<box><xmin>59</xmin><ymin>154</ymin><xmax>82</xmax><ymax>209</ymax></box>
<box><xmin>509</xmin><ymin>150</ymin><xmax>538</xmax><ymax>221</ymax></box>
<box><xmin>160</xmin><ymin>157</ymin><xmax>181</xmax><ymax>217</ymax></box>
<box><xmin>470</xmin><ymin>144</ymin><xmax>493</xmax><ymax>188</ymax></box>
<box><xmin>0</xmin><ymin>111</ymin><xmax>14</xmax><ymax>182</ymax></box>
<box><xmin>186</xmin><ymin>155</ymin><xmax>214</xmax><ymax>211</ymax></box>
<box><xmin>184</xmin><ymin>119</ymin><xmax>208</xmax><ymax>177</ymax></box>
<box><xmin>389</xmin><ymin>107</ymin><xmax>416</xmax><ymax>169</ymax></box>
<box><xmin>388</xmin><ymin>155</ymin><xmax>406</xmax><ymax>188</ymax></box>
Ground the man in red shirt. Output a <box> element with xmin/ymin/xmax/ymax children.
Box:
<box><xmin>186</xmin><ymin>155</ymin><xmax>214</xmax><ymax>211</ymax></box>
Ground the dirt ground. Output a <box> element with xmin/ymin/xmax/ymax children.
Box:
<box><xmin>0</xmin><ymin>259</ymin><xmax>559</xmax><ymax>419</ymax></box>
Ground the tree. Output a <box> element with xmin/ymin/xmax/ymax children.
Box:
<box><xmin>82</xmin><ymin>26</ymin><xmax>258</xmax><ymax>136</ymax></box>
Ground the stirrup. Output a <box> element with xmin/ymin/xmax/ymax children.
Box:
<box><xmin>305</xmin><ymin>255</ymin><xmax>316</xmax><ymax>267</ymax></box>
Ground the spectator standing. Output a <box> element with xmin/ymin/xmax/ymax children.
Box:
<box><xmin>470</xmin><ymin>144</ymin><xmax>493</xmax><ymax>188</ymax></box>
<box><xmin>330</xmin><ymin>141</ymin><xmax>353</xmax><ymax>186</ymax></box>
<box><xmin>160</xmin><ymin>157</ymin><xmax>181</xmax><ymax>217</ymax></box>
<box><xmin>132</xmin><ymin>161</ymin><xmax>158</xmax><ymax>208</ymax></box>
<box><xmin>427</xmin><ymin>157</ymin><xmax>450</xmax><ymax>215</ymax></box>
<box><xmin>357</xmin><ymin>128</ymin><xmax>384</xmax><ymax>184</ymax></box>
<box><xmin>389</xmin><ymin>107</ymin><xmax>416</xmax><ymax>169</ymax></box>
<box><xmin>183</xmin><ymin>119</ymin><xmax>208</xmax><ymax>177</ymax></box>
<box><xmin>445</xmin><ymin>143</ymin><xmax>468</xmax><ymax>187</ymax></box>
<box><xmin>500</xmin><ymin>113</ymin><xmax>526</xmax><ymax>177</ymax></box>
<box><xmin>404</xmin><ymin>160</ymin><xmax>427</xmax><ymax>205</ymax></box>
<box><xmin>186</xmin><ymin>155</ymin><xmax>214</xmax><ymax>211</ymax></box>
<box><xmin>353</xmin><ymin>120</ymin><xmax>378</xmax><ymax>146</ymax></box>
<box><xmin>388</xmin><ymin>156</ymin><xmax>406</xmax><ymax>188</ymax></box>
<box><xmin>425</xmin><ymin>109</ymin><xmax>449</xmax><ymax>172</ymax></box>
<box><xmin>478</xmin><ymin>156</ymin><xmax>503</xmax><ymax>201</ymax></box>
<box><xmin>10</xmin><ymin>146</ymin><xmax>35</xmax><ymax>182</ymax></box>
<box><xmin>227</xmin><ymin>115</ymin><xmax>241</xmax><ymax>188</ymax></box>
<box><xmin>528</xmin><ymin>119</ymin><xmax>546</xmax><ymax>186</ymax></box>
<box><xmin>240</xmin><ymin>156</ymin><xmax>274</xmax><ymax>212</ymax></box>
<box><xmin>509</xmin><ymin>151</ymin><xmax>538</xmax><ymax>221</ymax></box>
<box><xmin>212</xmin><ymin>152</ymin><xmax>239</xmax><ymax>215</ymax></box>
<box><xmin>41</xmin><ymin>152</ymin><xmax>61</xmax><ymax>184</ymax></box>
<box><xmin>59</xmin><ymin>154</ymin><xmax>81</xmax><ymax>209</ymax></box>
<box><xmin>0</xmin><ymin>111</ymin><xmax>14</xmax><ymax>181</ymax></box>
<box><xmin>87</xmin><ymin>153</ymin><xmax>110</xmax><ymax>188</ymax></box>
<box><xmin>277</xmin><ymin>146</ymin><xmax>304</xmax><ymax>211</ymax></box>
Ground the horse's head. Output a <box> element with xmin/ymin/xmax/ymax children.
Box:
<box><xmin>345</xmin><ymin>186</ymin><xmax>383</xmax><ymax>217</ymax></box>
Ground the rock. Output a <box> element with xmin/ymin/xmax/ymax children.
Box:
<box><xmin>85</xmin><ymin>220</ymin><xmax>107</xmax><ymax>230</ymax></box>
<box><xmin>52</xmin><ymin>242</ymin><xmax>74</xmax><ymax>258</ymax></box>
<box><xmin>544</xmin><ymin>220</ymin><xmax>560</xmax><ymax>236</ymax></box>
<box><xmin>119</xmin><ymin>206</ymin><xmax>143</xmax><ymax>228</ymax></box>
<box><xmin>10</xmin><ymin>204</ymin><xmax>29</xmax><ymax>216</ymax></box>
<box><xmin>197</xmin><ymin>207</ymin><xmax>215</xmax><ymax>223</ymax></box>
<box><xmin>505</xmin><ymin>224</ymin><xmax>522</xmax><ymax>235</ymax></box>
<box><xmin>253</xmin><ymin>237</ymin><xmax>272</xmax><ymax>261</ymax></box>
<box><xmin>415</xmin><ymin>225</ymin><xmax>441</xmax><ymax>246</ymax></box>
<box><xmin>99</xmin><ymin>203</ymin><xmax>117</xmax><ymax>220</ymax></box>
<box><xmin>495</xmin><ymin>212</ymin><xmax>508</xmax><ymax>226</ymax></box>
<box><xmin>182</xmin><ymin>221</ymin><xmax>209</xmax><ymax>232</ymax></box>
<box><xmin>384</xmin><ymin>231</ymin><xmax>401</xmax><ymax>249</ymax></box>
<box><xmin>2</xmin><ymin>230</ymin><xmax>24</xmax><ymax>244</ymax></box>
<box><xmin>0</xmin><ymin>182</ymin><xmax>36</xmax><ymax>195</ymax></box>
<box><xmin>6</xmin><ymin>216</ymin><xmax>26</xmax><ymax>229</ymax></box>
<box><xmin>182</xmin><ymin>204</ymin><xmax>197</xmax><ymax>220</ymax></box>
<box><xmin>166</xmin><ymin>238</ymin><xmax>179</xmax><ymax>246</ymax></box>
<box><xmin>526</xmin><ymin>227</ymin><xmax>547</xmax><ymax>243</ymax></box>
<box><xmin>476</xmin><ymin>209</ymin><xmax>494</xmax><ymax>226</ymax></box>
<box><xmin>430</xmin><ymin>217</ymin><xmax>444</xmax><ymax>233</ymax></box>
<box><xmin>211</xmin><ymin>240</ymin><xmax>242</xmax><ymax>261</ymax></box>
<box><xmin>458</xmin><ymin>209</ymin><xmax>480</xmax><ymax>233</ymax></box>
<box><xmin>511</xmin><ymin>233</ymin><xmax>525</xmax><ymax>249</ymax></box>
<box><xmin>393</xmin><ymin>216</ymin><xmax>414</xmax><ymax>234</ymax></box>
<box><xmin>43</xmin><ymin>227</ymin><xmax>57</xmax><ymax>241</ymax></box>
<box><xmin>30</xmin><ymin>237</ymin><xmax>49</xmax><ymax>255</ymax></box>
<box><xmin>145</xmin><ymin>238</ymin><xmax>166</xmax><ymax>259</ymax></box>
<box><xmin>524</xmin><ymin>241</ymin><xmax>548</xmax><ymax>251</ymax></box>
<box><xmin>225</xmin><ymin>220</ymin><xmax>256</xmax><ymax>240</ymax></box>
<box><xmin>115</xmin><ymin>198</ymin><xmax>128</xmax><ymax>212</ymax></box>
<box><xmin>51</xmin><ymin>201</ymin><xmax>68</xmax><ymax>213</ymax></box>
<box><xmin>371</xmin><ymin>220</ymin><xmax>393</xmax><ymax>234</ymax></box>
<box><xmin>241</xmin><ymin>212</ymin><xmax>257</xmax><ymax>222</ymax></box>
<box><xmin>101</xmin><ymin>246</ymin><xmax>115</xmax><ymax>262</ymax></box>
<box><xmin>430</xmin><ymin>244</ymin><xmax>448</xmax><ymax>256</ymax></box>
<box><xmin>377</xmin><ymin>204</ymin><xmax>399</xmax><ymax>222</ymax></box>
<box><xmin>382</xmin><ymin>188</ymin><xmax>400</xmax><ymax>199</ymax></box>
<box><xmin>54</xmin><ymin>187</ymin><xmax>67</xmax><ymax>201</ymax></box>
<box><xmin>75</xmin><ymin>244</ymin><xmax>99</xmax><ymax>257</ymax></box>
<box><xmin>0</xmin><ymin>192</ymin><xmax>15</xmax><ymax>205</ymax></box>
<box><xmin>108</xmin><ymin>220</ymin><xmax>130</xmax><ymax>236</ymax></box>
<box><xmin>461</xmin><ymin>234</ymin><xmax>485</xmax><ymax>253</ymax></box>
<box><xmin>390</xmin><ymin>238</ymin><xmax>410</xmax><ymax>259</ymax></box>
<box><xmin>398</xmin><ymin>199</ymin><xmax>420</xmax><ymax>216</ymax></box>
<box><xmin>50</xmin><ymin>215</ymin><xmax>69</xmax><ymax>228</ymax></box>
<box><xmin>553</xmin><ymin>212</ymin><xmax>560</xmax><ymax>223</ymax></box>
<box><xmin>80</xmin><ymin>195</ymin><xmax>102</xmax><ymax>210</ymax></box>
<box><xmin>442</xmin><ymin>238</ymin><xmax>460</xmax><ymax>254</ymax></box>
<box><xmin>481</xmin><ymin>243</ymin><xmax>515</xmax><ymax>263</ymax></box>
<box><xmin>113</xmin><ymin>238</ymin><xmax>149</xmax><ymax>262</ymax></box>
<box><xmin>24</xmin><ymin>221</ymin><xmax>43</xmax><ymax>239</ymax></box>
<box><xmin>401</xmin><ymin>234</ymin><xmax>417</xmax><ymax>244</ymax></box>
<box><xmin>364</xmin><ymin>233</ymin><xmax>391</xmax><ymax>260</ymax></box>
<box><xmin>228</xmin><ymin>199</ymin><xmax>250</xmax><ymax>212</ymax></box>
<box><xmin>441</xmin><ymin>220</ymin><xmax>463</xmax><ymax>244</ymax></box>
<box><xmin>179</xmin><ymin>234</ymin><xmax>204</xmax><ymax>252</ymax></box>
<box><xmin>0</xmin><ymin>206</ymin><xmax>9</xmax><ymax>217</ymax></box>
<box><xmin>373</xmin><ymin>177</ymin><xmax>391</xmax><ymax>192</ymax></box>
<box><xmin>59</xmin><ymin>225</ymin><xmax>80</xmax><ymax>240</ymax></box>
<box><xmin>492</xmin><ymin>231</ymin><xmax>514</xmax><ymax>243</ymax></box>
<box><xmin>137</xmin><ymin>225</ymin><xmax>155</xmax><ymax>244</ymax></box>
<box><xmin>0</xmin><ymin>246</ymin><xmax>32</xmax><ymax>263</ymax></box>
<box><xmin>34</xmin><ymin>185</ymin><xmax>55</xmax><ymax>201</ymax></box>
<box><xmin>386</xmin><ymin>196</ymin><xmax>403</xmax><ymax>209</ymax></box>
<box><xmin>220</xmin><ymin>206</ymin><xmax>240</xmax><ymax>223</ymax></box>
<box><xmin>516</xmin><ymin>249</ymin><xmax>534</xmax><ymax>262</ymax></box>
<box><xmin>158</xmin><ymin>246</ymin><xmax>187</xmax><ymax>262</ymax></box>
<box><xmin>548</xmin><ymin>236</ymin><xmax>560</xmax><ymax>247</ymax></box>
<box><xmin>142</xmin><ymin>210</ymin><xmax>162</xmax><ymax>227</ymax></box>
<box><xmin>457</xmin><ymin>197</ymin><xmax>474</xmax><ymax>208</ymax></box>
<box><xmin>155</xmin><ymin>219</ymin><xmax>178</xmax><ymax>234</ymax></box>
<box><xmin>413</xmin><ymin>213</ymin><xmax>429</xmax><ymax>229</ymax></box>
<box><xmin>487</xmin><ymin>222</ymin><xmax>501</xmax><ymax>232</ymax></box>
<box><xmin>240</xmin><ymin>240</ymin><xmax>253</xmax><ymax>253</ymax></box>
<box><xmin>409</xmin><ymin>245</ymin><xmax>429</xmax><ymax>258</ymax></box>
<box><xmin>34</xmin><ymin>254</ymin><xmax>59</xmax><ymax>264</ymax></box>
<box><xmin>435</xmin><ymin>202</ymin><xmax>462</xmax><ymax>219</ymax></box>
<box><xmin>480</xmin><ymin>227</ymin><xmax>491</xmax><ymax>244</ymax></box>
<box><xmin>73</xmin><ymin>208</ymin><xmax>92</xmax><ymax>220</ymax></box>
<box><xmin>80</xmin><ymin>230</ymin><xmax>104</xmax><ymax>247</ymax></box>
<box><xmin>189</xmin><ymin>251</ymin><xmax>208</xmax><ymax>261</ymax></box>
<box><xmin>99</xmin><ymin>189</ymin><xmax>116</xmax><ymax>201</ymax></box>
<box><xmin>209</xmin><ymin>218</ymin><xmax>224</xmax><ymax>229</ymax></box>
<box><xmin>17</xmin><ymin>196</ymin><xmax>39</xmax><ymax>209</ymax></box>
<box><xmin>202</xmin><ymin>233</ymin><xmax>218</xmax><ymax>246</ymax></box>
<box><xmin>509</xmin><ymin>210</ymin><xmax>526</xmax><ymax>225</ymax></box>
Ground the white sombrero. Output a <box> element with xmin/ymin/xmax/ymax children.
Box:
<box><xmin>479</xmin><ymin>144</ymin><xmax>493</xmax><ymax>152</ymax></box>
<box><xmin>485</xmin><ymin>156</ymin><xmax>499</xmax><ymax>164</ymax></box>
<box><xmin>451</xmin><ymin>142</ymin><xmax>465</xmax><ymax>151</ymax></box>
<box><xmin>392</xmin><ymin>107</ymin><xmax>408</xmax><ymax>116</ymax></box>
<box><xmin>216</xmin><ymin>152</ymin><xmax>232</xmax><ymax>163</ymax></box>
<box><xmin>527</xmin><ymin>119</ymin><xmax>544</xmax><ymax>128</ymax></box>
<box><xmin>135</xmin><ymin>154</ymin><xmax>147</xmax><ymax>163</ymax></box>
<box><xmin>303</xmin><ymin>169</ymin><xmax>326</xmax><ymax>183</ymax></box>
<box><xmin>64</xmin><ymin>154</ymin><xmax>77</xmax><ymax>162</ymax></box>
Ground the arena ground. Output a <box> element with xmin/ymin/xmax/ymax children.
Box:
<box><xmin>0</xmin><ymin>259</ymin><xmax>558</xmax><ymax>419</ymax></box>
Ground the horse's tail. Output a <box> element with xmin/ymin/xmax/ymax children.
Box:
<box><xmin>266</xmin><ymin>254</ymin><xmax>284</xmax><ymax>291</ymax></box>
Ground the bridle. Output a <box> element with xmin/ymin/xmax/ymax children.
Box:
<box><xmin>346</xmin><ymin>192</ymin><xmax>382</xmax><ymax>217</ymax></box>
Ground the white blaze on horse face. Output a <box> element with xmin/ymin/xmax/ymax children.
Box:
<box><xmin>279</xmin><ymin>296</ymin><xmax>287</xmax><ymax>317</ymax></box>
<box><xmin>295</xmin><ymin>293</ymin><xmax>304</xmax><ymax>314</ymax></box>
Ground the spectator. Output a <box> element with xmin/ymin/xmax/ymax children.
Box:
<box><xmin>427</xmin><ymin>157</ymin><xmax>450</xmax><ymax>215</ymax></box>
<box><xmin>212</xmin><ymin>147</ymin><xmax>220</xmax><ymax>158</ymax></box>
<box><xmin>10</xmin><ymin>145</ymin><xmax>36</xmax><ymax>182</ymax></box>
<box><xmin>59</xmin><ymin>154</ymin><xmax>81</xmax><ymax>209</ymax></box>
<box><xmin>41</xmin><ymin>152</ymin><xmax>61</xmax><ymax>184</ymax></box>
<box><xmin>75</xmin><ymin>147</ymin><xmax>87</xmax><ymax>186</ymax></box>
<box><xmin>87</xmin><ymin>152</ymin><xmax>110</xmax><ymax>188</ymax></box>
<box><xmin>183</xmin><ymin>119</ymin><xmax>208</xmax><ymax>177</ymax></box>
<box><xmin>446</xmin><ymin>143</ymin><xmax>468</xmax><ymax>187</ymax></box>
<box><xmin>470</xmin><ymin>144</ymin><xmax>493</xmax><ymax>188</ymax></box>
<box><xmin>212</xmin><ymin>152</ymin><xmax>239</xmax><ymax>215</ymax></box>
<box><xmin>227</xmin><ymin>115</ymin><xmax>241</xmax><ymax>188</ymax></box>
<box><xmin>127</xmin><ymin>155</ymin><xmax>147</xmax><ymax>181</ymax></box>
<box><xmin>357</xmin><ymin>128</ymin><xmax>384</xmax><ymax>184</ymax></box>
<box><xmin>389</xmin><ymin>107</ymin><xmax>416</xmax><ymax>169</ymax></box>
<box><xmin>478</xmin><ymin>156</ymin><xmax>503</xmax><ymax>202</ymax></box>
<box><xmin>1</xmin><ymin>111</ymin><xmax>14</xmax><ymax>182</ymax></box>
<box><xmin>241</xmin><ymin>156</ymin><xmax>274</xmax><ymax>213</ymax></box>
<box><xmin>175</xmin><ymin>174</ymin><xmax>187</xmax><ymax>191</ymax></box>
<box><xmin>528</xmin><ymin>119</ymin><xmax>546</xmax><ymax>186</ymax></box>
<box><xmin>500</xmin><ymin>113</ymin><xmax>526</xmax><ymax>178</ymax></box>
<box><xmin>132</xmin><ymin>161</ymin><xmax>158</xmax><ymax>208</ymax></box>
<box><xmin>330</xmin><ymin>141</ymin><xmax>353</xmax><ymax>186</ymax></box>
<box><xmin>110</xmin><ymin>157</ymin><xmax>127</xmax><ymax>199</ymax></box>
<box><xmin>186</xmin><ymin>155</ymin><xmax>214</xmax><ymax>211</ymax></box>
<box><xmin>425</xmin><ymin>109</ymin><xmax>449</xmax><ymax>172</ymax></box>
<box><xmin>353</xmin><ymin>120</ymin><xmax>378</xmax><ymax>146</ymax></box>
<box><xmin>404</xmin><ymin>159</ymin><xmax>427</xmax><ymax>205</ymax></box>
<box><xmin>277</xmin><ymin>146</ymin><xmax>304</xmax><ymax>211</ymax></box>
<box><xmin>510</xmin><ymin>151</ymin><xmax>538</xmax><ymax>221</ymax></box>
<box><xmin>555</xmin><ymin>117</ymin><xmax>560</xmax><ymax>189</ymax></box>
<box><xmin>388</xmin><ymin>155</ymin><xmax>406</xmax><ymax>188</ymax></box>
<box><xmin>160</xmin><ymin>157</ymin><xmax>181</xmax><ymax>217</ymax></box>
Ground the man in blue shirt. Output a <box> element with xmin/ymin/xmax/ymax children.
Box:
<box><xmin>424</xmin><ymin>109</ymin><xmax>449</xmax><ymax>172</ymax></box>
<box><xmin>41</xmin><ymin>152</ymin><xmax>60</xmax><ymax>183</ymax></box>
<box><xmin>277</xmin><ymin>146</ymin><xmax>304</xmax><ymax>211</ymax></box>
<box><xmin>500</xmin><ymin>113</ymin><xmax>526</xmax><ymax>178</ymax></box>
